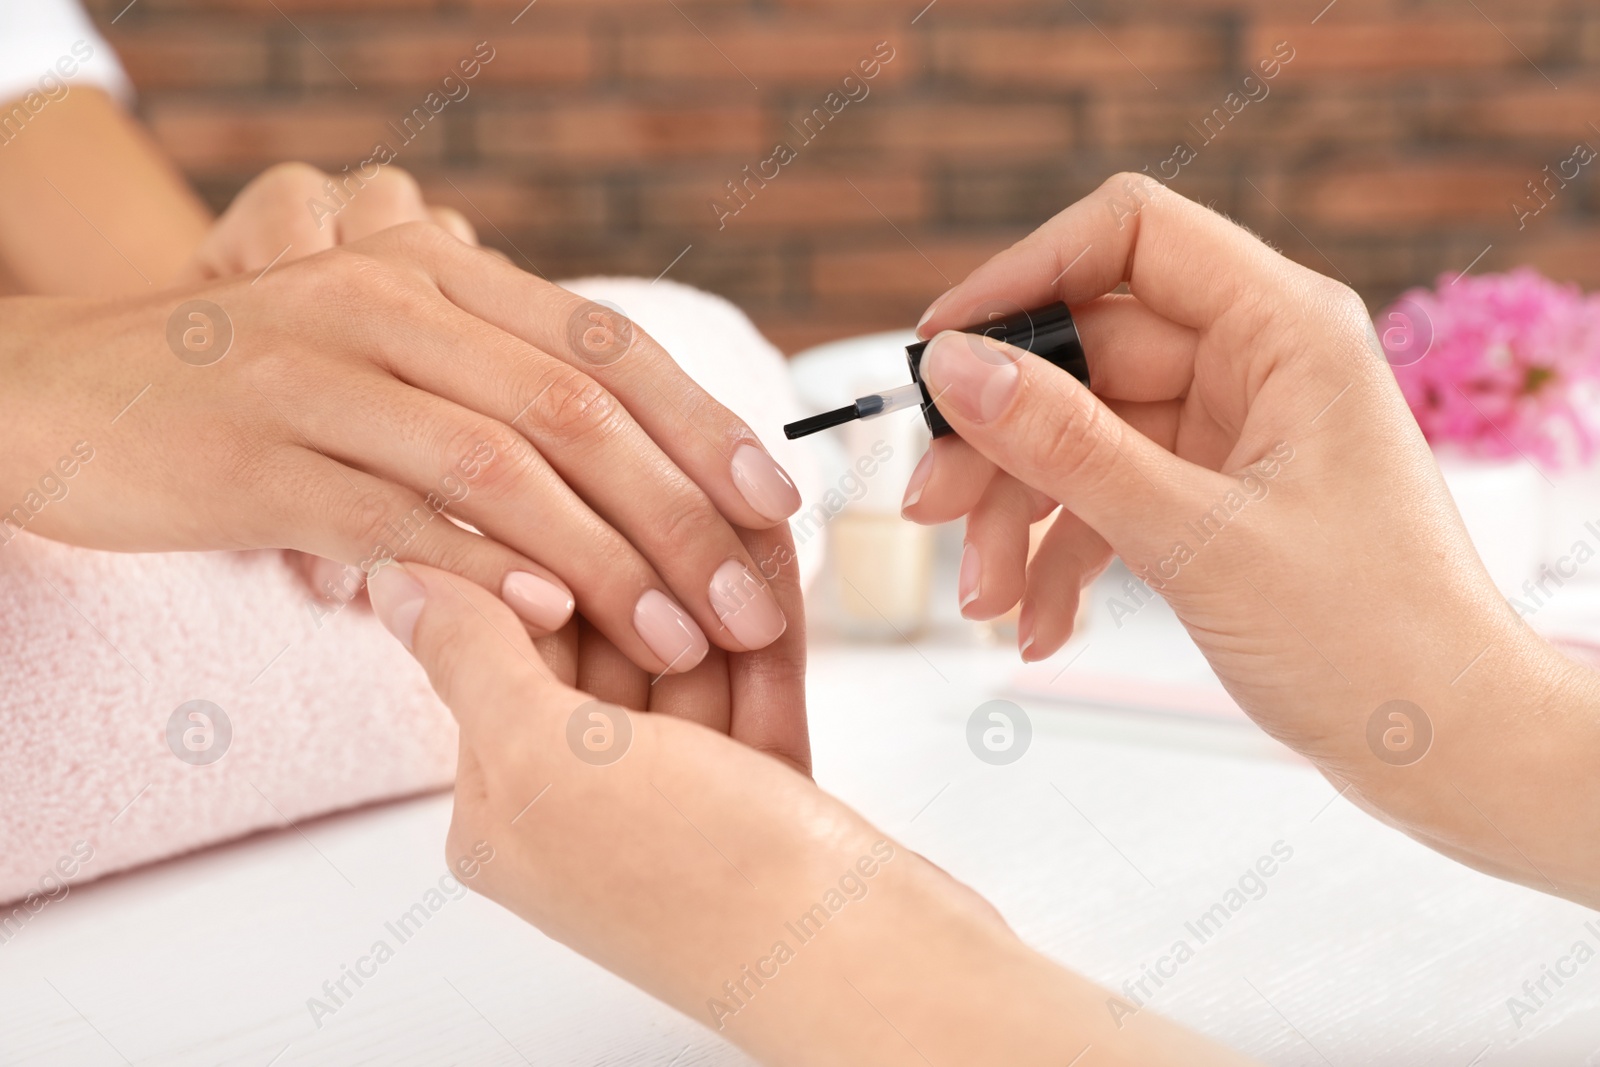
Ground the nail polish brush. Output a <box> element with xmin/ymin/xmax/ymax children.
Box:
<box><xmin>784</xmin><ymin>301</ymin><xmax>1090</xmax><ymax>441</ymax></box>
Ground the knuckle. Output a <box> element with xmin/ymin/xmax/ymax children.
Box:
<box><xmin>650</xmin><ymin>489</ymin><xmax>724</xmax><ymax>549</ymax></box>
<box><xmin>363</xmin><ymin>167</ymin><xmax>427</xmax><ymax>215</ymax></box>
<box><xmin>406</xmin><ymin>521</ymin><xmax>483</xmax><ymax>581</ymax></box>
<box><xmin>526</xmin><ymin>365</ymin><xmax>622</xmax><ymax>441</ymax></box>
<box><xmin>1033</xmin><ymin>389</ymin><xmax>1120</xmax><ymax>493</ymax></box>
<box><xmin>254</xmin><ymin>161</ymin><xmax>327</xmax><ymax>200</ymax></box>
<box><xmin>438</xmin><ymin>419</ymin><xmax>528</xmax><ymax>500</ymax></box>
<box><xmin>336</xmin><ymin>488</ymin><xmax>409</xmax><ymax>553</ymax></box>
<box><xmin>1100</xmin><ymin>170</ymin><xmax>1163</xmax><ymax>204</ymax></box>
<box><xmin>386</xmin><ymin>218</ymin><xmax>449</xmax><ymax>253</ymax></box>
<box><xmin>303</xmin><ymin>246</ymin><xmax>414</xmax><ymax>314</ymax></box>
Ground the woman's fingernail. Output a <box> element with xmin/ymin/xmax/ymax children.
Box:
<box><xmin>901</xmin><ymin>449</ymin><xmax>933</xmax><ymax>514</ymax></box>
<box><xmin>923</xmin><ymin>330</ymin><xmax>1020</xmax><ymax>424</ymax></box>
<box><xmin>368</xmin><ymin>562</ymin><xmax>426</xmax><ymax>651</ymax></box>
<box><xmin>708</xmin><ymin>559</ymin><xmax>787</xmax><ymax>649</ymax></box>
<box><xmin>958</xmin><ymin>542</ymin><xmax>982</xmax><ymax>615</ymax></box>
<box><xmin>634</xmin><ymin>590</ymin><xmax>709</xmax><ymax>673</ymax></box>
<box><xmin>1018</xmin><ymin>601</ymin><xmax>1037</xmax><ymax>661</ymax></box>
<box><xmin>502</xmin><ymin>570</ymin><xmax>575</xmax><ymax>631</ymax></box>
<box><xmin>730</xmin><ymin>443</ymin><xmax>801</xmax><ymax>522</ymax></box>
<box><xmin>916</xmin><ymin>289</ymin><xmax>952</xmax><ymax>339</ymax></box>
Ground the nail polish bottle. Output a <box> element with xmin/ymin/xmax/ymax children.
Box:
<box><xmin>826</xmin><ymin>397</ymin><xmax>934</xmax><ymax>640</ymax></box>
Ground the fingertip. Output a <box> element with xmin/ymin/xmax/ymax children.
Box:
<box><xmin>730</xmin><ymin>442</ymin><xmax>802</xmax><ymax>524</ymax></box>
<box><xmin>502</xmin><ymin>569</ymin><xmax>576</xmax><ymax>634</ymax></box>
<box><xmin>1018</xmin><ymin>601</ymin><xmax>1037</xmax><ymax>661</ymax></box>
<box><xmin>901</xmin><ymin>448</ymin><xmax>933</xmax><ymax>516</ymax></box>
<box><xmin>634</xmin><ymin>590</ymin><xmax>710</xmax><ymax>675</ymax></box>
<box><xmin>915</xmin><ymin>287</ymin><xmax>954</xmax><ymax>340</ymax></box>
<box><xmin>922</xmin><ymin>330</ymin><xmax>1023</xmax><ymax>426</ymax></box>
<box><xmin>429</xmin><ymin>205</ymin><xmax>478</xmax><ymax>246</ymax></box>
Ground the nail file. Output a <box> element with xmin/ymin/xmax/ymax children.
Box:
<box><xmin>783</xmin><ymin>302</ymin><xmax>1091</xmax><ymax>441</ymax></box>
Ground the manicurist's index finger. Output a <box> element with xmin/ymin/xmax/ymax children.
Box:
<box><xmin>920</xmin><ymin>173</ymin><xmax>1296</xmax><ymax>338</ymax></box>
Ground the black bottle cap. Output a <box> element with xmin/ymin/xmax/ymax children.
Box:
<box><xmin>905</xmin><ymin>302</ymin><xmax>1090</xmax><ymax>439</ymax></box>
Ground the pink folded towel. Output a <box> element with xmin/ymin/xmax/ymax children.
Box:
<box><xmin>0</xmin><ymin>279</ymin><xmax>820</xmax><ymax>906</ymax></box>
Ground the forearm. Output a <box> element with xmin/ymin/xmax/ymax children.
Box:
<box><xmin>474</xmin><ymin>707</ymin><xmax>1248</xmax><ymax>1065</ymax></box>
<box><xmin>0</xmin><ymin>88</ymin><xmax>209</xmax><ymax>295</ymax></box>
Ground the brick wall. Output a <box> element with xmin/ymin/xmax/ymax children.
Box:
<box><xmin>85</xmin><ymin>0</ymin><xmax>1600</xmax><ymax>354</ymax></box>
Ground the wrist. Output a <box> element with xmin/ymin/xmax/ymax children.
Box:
<box><xmin>1331</xmin><ymin>613</ymin><xmax>1600</xmax><ymax>906</ymax></box>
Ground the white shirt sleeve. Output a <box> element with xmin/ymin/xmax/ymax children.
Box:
<box><xmin>0</xmin><ymin>0</ymin><xmax>132</xmax><ymax>109</ymax></box>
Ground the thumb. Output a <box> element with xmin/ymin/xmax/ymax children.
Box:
<box><xmin>367</xmin><ymin>561</ymin><xmax>575</xmax><ymax>741</ymax></box>
<box><xmin>919</xmin><ymin>329</ymin><xmax>1214</xmax><ymax>548</ymax></box>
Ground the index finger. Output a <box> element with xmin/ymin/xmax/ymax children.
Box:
<box><xmin>921</xmin><ymin>173</ymin><xmax>1295</xmax><ymax>337</ymax></box>
<box><xmin>405</xmin><ymin>229</ymin><xmax>803</xmax><ymax>531</ymax></box>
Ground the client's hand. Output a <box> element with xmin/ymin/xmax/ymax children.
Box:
<box><xmin>0</xmin><ymin>224</ymin><xmax>800</xmax><ymax>692</ymax></box>
<box><xmin>173</xmin><ymin>162</ymin><xmax>482</xmax><ymax>599</ymax></box>
<box><xmin>907</xmin><ymin>173</ymin><xmax>1600</xmax><ymax>907</ymax></box>
<box><xmin>364</xmin><ymin>536</ymin><xmax>1246</xmax><ymax>1066</ymax></box>
<box><xmin>175</xmin><ymin>162</ymin><xmax>480</xmax><ymax>284</ymax></box>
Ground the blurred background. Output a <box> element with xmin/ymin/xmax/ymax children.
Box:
<box><xmin>80</xmin><ymin>0</ymin><xmax>1600</xmax><ymax>355</ymax></box>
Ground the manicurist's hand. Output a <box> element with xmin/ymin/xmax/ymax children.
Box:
<box><xmin>908</xmin><ymin>173</ymin><xmax>1600</xmax><ymax>907</ymax></box>
<box><xmin>364</xmin><ymin>534</ymin><xmax>1248</xmax><ymax>1066</ymax></box>
<box><xmin>0</xmin><ymin>222</ymin><xmax>800</xmax><ymax>682</ymax></box>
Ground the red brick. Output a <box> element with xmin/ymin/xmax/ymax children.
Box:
<box><xmin>1087</xmin><ymin>85</ymin><xmax>1405</xmax><ymax>151</ymax></box>
<box><xmin>416</xmin><ymin>172</ymin><xmax>610</xmax><ymax>232</ymax></box>
<box><xmin>640</xmin><ymin>172</ymin><xmax>927</xmax><ymax>233</ymax></box>
<box><xmin>106</xmin><ymin>28</ymin><xmax>272</xmax><ymax>90</ymax></box>
<box><xmin>1513</xmin><ymin>226</ymin><xmax>1600</xmax><ymax>289</ymax></box>
<box><xmin>1246</xmin><ymin>19</ymin><xmax>1558</xmax><ymax>78</ymax></box>
<box><xmin>811</xmin><ymin>235</ymin><xmax>1017</xmax><ymax>302</ymax></box>
<box><xmin>299</xmin><ymin>28</ymin><xmax>595</xmax><ymax>90</ymax></box>
<box><xmin>467</xmin><ymin>0</ymin><xmax>746</xmax><ymax>12</ymax></box>
<box><xmin>477</xmin><ymin>103</ymin><xmax>769</xmax><ymax>164</ymax></box>
<box><xmin>927</xmin><ymin>25</ymin><xmax>1226</xmax><ymax>88</ymax></box>
<box><xmin>619</xmin><ymin>23</ymin><xmax>909</xmax><ymax>86</ymax></box>
<box><xmin>1447</xmin><ymin>80</ymin><xmax>1600</xmax><ymax>141</ymax></box>
<box><xmin>112</xmin><ymin>0</ymin><xmax>434</xmax><ymax>14</ymax></box>
<box><xmin>807</xmin><ymin>101</ymin><xmax>1074</xmax><ymax>159</ymax></box>
<box><xmin>145</xmin><ymin>102</ymin><xmax>447</xmax><ymax>173</ymax></box>
<box><xmin>1288</xmin><ymin>161</ymin><xmax>1534</xmax><ymax>232</ymax></box>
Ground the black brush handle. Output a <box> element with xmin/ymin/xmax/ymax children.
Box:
<box><xmin>905</xmin><ymin>302</ymin><xmax>1090</xmax><ymax>439</ymax></box>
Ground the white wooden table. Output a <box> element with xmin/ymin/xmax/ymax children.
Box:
<box><xmin>4</xmin><ymin>560</ymin><xmax>1599</xmax><ymax>1066</ymax></box>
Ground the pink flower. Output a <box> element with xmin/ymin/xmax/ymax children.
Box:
<box><xmin>1376</xmin><ymin>267</ymin><xmax>1600</xmax><ymax>470</ymax></box>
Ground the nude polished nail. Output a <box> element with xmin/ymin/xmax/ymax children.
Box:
<box><xmin>1018</xmin><ymin>601</ymin><xmax>1037</xmax><ymax>661</ymax></box>
<box><xmin>923</xmin><ymin>331</ymin><xmax>1020</xmax><ymax>424</ymax></box>
<box><xmin>708</xmin><ymin>559</ymin><xmax>787</xmax><ymax>649</ymax></box>
<box><xmin>901</xmin><ymin>449</ymin><xmax>933</xmax><ymax>513</ymax></box>
<box><xmin>633</xmin><ymin>590</ymin><xmax>709</xmax><ymax>673</ymax></box>
<box><xmin>958</xmin><ymin>542</ymin><xmax>982</xmax><ymax>615</ymax></box>
<box><xmin>369</xmin><ymin>563</ymin><xmax>426</xmax><ymax>651</ymax></box>
<box><xmin>915</xmin><ymin>288</ymin><xmax>952</xmax><ymax>339</ymax></box>
<box><xmin>502</xmin><ymin>571</ymin><xmax>575</xmax><ymax>632</ymax></box>
<box><xmin>730</xmin><ymin>443</ymin><xmax>802</xmax><ymax>522</ymax></box>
